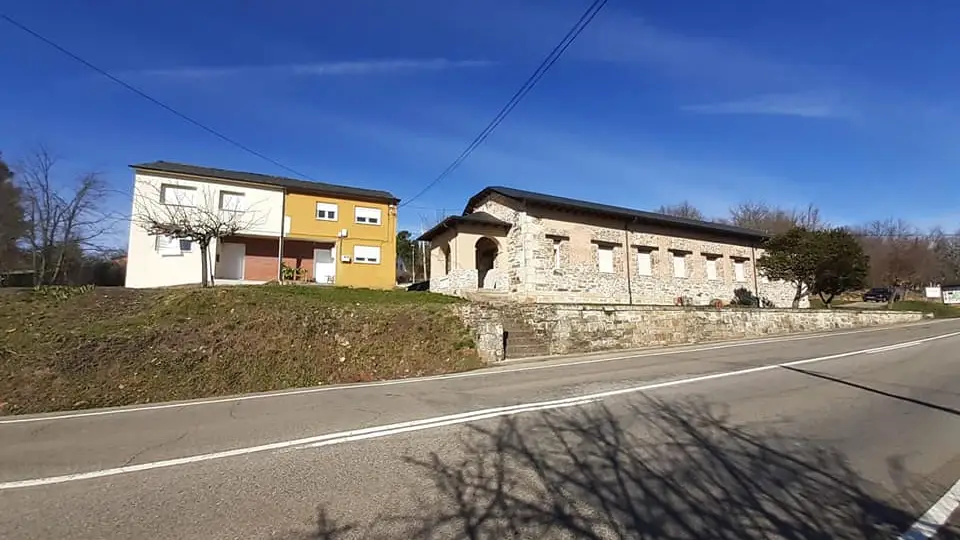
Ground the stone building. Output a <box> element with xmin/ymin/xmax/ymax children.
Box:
<box><xmin>417</xmin><ymin>186</ymin><xmax>804</xmax><ymax>307</ymax></box>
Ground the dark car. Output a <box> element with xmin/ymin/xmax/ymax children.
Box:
<box><xmin>862</xmin><ymin>287</ymin><xmax>899</xmax><ymax>302</ymax></box>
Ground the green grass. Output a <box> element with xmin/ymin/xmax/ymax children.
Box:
<box><xmin>888</xmin><ymin>300</ymin><xmax>960</xmax><ymax>318</ymax></box>
<box><xmin>807</xmin><ymin>295</ymin><xmax>960</xmax><ymax>317</ymax></box>
<box><xmin>807</xmin><ymin>297</ymin><xmax>856</xmax><ymax>309</ymax></box>
<box><xmin>254</xmin><ymin>283</ymin><xmax>464</xmax><ymax>304</ymax></box>
<box><xmin>0</xmin><ymin>285</ymin><xmax>481</xmax><ymax>415</ymax></box>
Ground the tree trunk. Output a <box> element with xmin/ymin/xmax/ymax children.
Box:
<box><xmin>792</xmin><ymin>283</ymin><xmax>802</xmax><ymax>308</ymax></box>
<box><xmin>200</xmin><ymin>243</ymin><xmax>210</xmax><ymax>287</ymax></box>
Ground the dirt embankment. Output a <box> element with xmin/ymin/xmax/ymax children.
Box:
<box><xmin>0</xmin><ymin>286</ymin><xmax>482</xmax><ymax>415</ymax></box>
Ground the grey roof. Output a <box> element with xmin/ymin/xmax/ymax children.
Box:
<box><xmin>466</xmin><ymin>186</ymin><xmax>768</xmax><ymax>241</ymax></box>
<box><xmin>416</xmin><ymin>212</ymin><xmax>511</xmax><ymax>242</ymax></box>
<box><xmin>131</xmin><ymin>161</ymin><xmax>399</xmax><ymax>204</ymax></box>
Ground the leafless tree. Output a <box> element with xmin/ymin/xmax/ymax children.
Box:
<box><xmin>133</xmin><ymin>183</ymin><xmax>264</xmax><ymax>287</ymax></box>
<box><xmin>931</xmin><ymin>227</ymin><xmax>960</xmax><ymax>284</ymax></box>
<box><xmin>0</xmin><ymin>153</ymin><xmax>27</xmax><ymax>273</ymax></box>
<box><xmin>16</xmin><ymin>146</ymin><xmax>117</xmax><ymax>285</ymax></box>
<box><xmin>728</xmin><ymin>201</ymin><xmax>825</xmax><ymax>235</ymax></box>
<box><xmin>656</xmin><ymin>201</ymin><xmax>705</xmax><ymax>221</ymax></box>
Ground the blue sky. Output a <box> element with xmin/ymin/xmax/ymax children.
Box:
<box><xmin>3</xmin><ymin>0</ymin><xmax>960</xmax><ymax>244</ymax></box>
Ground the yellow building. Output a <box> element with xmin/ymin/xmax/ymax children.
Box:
<box><xmin>283</xmin><ymin>184</ymin><xmax>399</xmax><ymax>289</ymax></box>
<box><xmin>127</xmin><ymin>161</ymin><xmax>399</xmax><ymax>289</ymax></box>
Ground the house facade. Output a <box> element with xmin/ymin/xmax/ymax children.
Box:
<box><xmin>125</xmin><ymin>161</ymin><xmax>398</xmax><ymax>289</ymax></box>
<box><xmin>418</xmin><ymin>186</ymin><xmax>803</xmax><ymax>307</ymax></box>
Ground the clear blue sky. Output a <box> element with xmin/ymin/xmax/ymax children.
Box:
<box><xmin>2</xmin><ymin>0</ymin><xmax>959</xmax><ymax>243</ymax></box>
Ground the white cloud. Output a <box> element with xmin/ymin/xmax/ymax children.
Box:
<box><xmin>131</xmin><ymin>59</ymin><xmax>494</xmax><ymax>79</ymax></box>
<box><xmin>681</xmin><ymin>93</ymin><xmax>851</xmax><ymax>119</ymax></box>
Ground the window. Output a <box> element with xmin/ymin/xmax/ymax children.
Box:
<box><xmin>354</xmin><ymin>245</ymin><xmax>381</xmax><ymax>264</ymax></box>
<box><xmin>553</xmin><ymin>239</ymin><xmax>562</xmax><ymax>269</ymax></box>
<box><xmin>442</xmin><ymin>245</ymin><xmax>451</xmax><ymax>274</ymax></box>
<box><xmin>705</xmin><ymin>256</ymin><xmax>719</xmax><ymax>281</ymax></box>
<box><xmin>672</xmin><ymin>253</ymin><xmax>687</xmax><ymax>278</ymax></box>
<box><xmin>219</xmin><ymin>191</ymin><xmax>245</xmax><ymax>211</ymax></box>
<box><xmin>355</xmin><ymin>206</ymin><xmax>382</xmax><ymax>225</ymax></box>
<box><xmin>636</xmin><ymin>249</ymin><xmax>653</xmax><ymax>276</ymax></box>
<box><xmin>598</xmin><ymin>246</ymin><xmax>614</xmax><ymax>273</ymax></box>
<box><xmin>316</xmin><ymin>202</ymin><xmax>338</xmax><ymax>221</ymax></box>
<box><xmin>155</xmin><ymin>235</ymin><xmax>189</xmax><ymax>256</ymax></box>
<box><xmin>734</xmin><ymin>260</ymin><xmax>746</xmax><ymax>282</ymax></box>
<box><xmin>160</xmin><ymin>184</ymin><xmax>196</xmax><ymax>207</ymax></box>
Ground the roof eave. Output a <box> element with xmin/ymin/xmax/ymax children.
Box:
<box><xmin>131</xmin><ymin>163</ymin><xmax>400</xmax><ymax>205</ymax></box>
<box><xmin>469</xmin><ymin>187</ymin><xmax>767</xmax><ymax>243</ymax></box>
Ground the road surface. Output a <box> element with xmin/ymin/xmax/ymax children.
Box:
<box><xmin>3</xmin><ymin>320</ymin><xmax>960</xmax><ymax>539</ymax></box>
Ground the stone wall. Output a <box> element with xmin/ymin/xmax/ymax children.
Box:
<box><xmin>459</xmin><ymin>303</ymin><xmax>925</xmax><ymax>361</ymax></box>
<box><xmin>461</xmin><ymin>194</ymin><xmax>803</xmax><ymax>308</ymax></box>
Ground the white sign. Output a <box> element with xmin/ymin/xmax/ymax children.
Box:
<box><xmin>944</xmin><ymin>289</ymin><xmax>960</xmax><ymax>305</ymax></box>
<box><xmin>925</xmin><ymin>286</ymin><xmax>942</xmax><ymax>299</ymax></box>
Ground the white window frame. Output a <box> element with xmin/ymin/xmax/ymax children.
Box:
<box><xmin>354</xmin><ymin>206</ymin><xmax>382</xmax><ymax>225</ymax></box>
<box><xmin>160</xmin><ymin>184</ymin><xmax>196</xmax><ymax>207</ymax></box>
<box><xmin>353</xmin><ymin>245</ymin><xmax>381</xmax><ymax>264</ymax></box>
<box><xmin>155</xmin><ymin>235</ymin><xmax>188</xmax><ymax>256</ymax></box>
<box><xmin>597</xmin><ymin>245</ymin><xmax>615</xmax><ymax>273</ymax></box>
<box><xmin>316</xmin><ymin>202</ymin><xmax>338</xmax><ymax>221</ymax></box>
<box><xmin>734</xmin><ymin>260</ymin><xmax>746</xmax><ymax>282</ymax></box>
<box><xmin>636</xmin><ymin>249</ymin><xmax>653</xmax><ymax>276</ymax></box>
<box><xmin>705</xmin><ymin>256</ymin><xmax>719</xmax><ymax>281</ymax></box>
<box><xmin>672</xmin><ymin>252</ymin><xmax>687</xmax><ymax>279</ymax></box>
<box><xmin>219</xmin><ymin>191</ymin><xmax>245</xmax><ymax>212</ymax></box>
<box><xmin>553</xmin><ymin>239</ymin><xmax>562</xmax><ymax>269</ymax></box>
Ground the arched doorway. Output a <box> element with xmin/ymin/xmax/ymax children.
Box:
<box><xmin>475</xmin><ymin>237</ymin><xmax>498</xmax><ymax>289</ymax></box>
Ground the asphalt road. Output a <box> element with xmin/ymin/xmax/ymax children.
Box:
<box><xmin>3</xmin><ymin>320</ymin><xmax>960</xmax><ymax>539</ymax></box>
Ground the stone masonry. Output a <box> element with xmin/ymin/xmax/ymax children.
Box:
<box><xmin>431</xmin><ymin>192</ymin><xmax>803</xmax><ymax>308</ymax></box>
<box><xmin>458</xmin><ymin>303</ymin><xmax>925</xmax><ymax>362</ymax></box>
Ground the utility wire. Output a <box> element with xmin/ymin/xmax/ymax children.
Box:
<box><xmin>399</xmin><ymin>0</ymin><xmax>609</xmax><ymax>208</ymax></box>
<box><xmin>1</xmin><ymin>14</ymin><xmax>312</xmax><ymax>181</ymax></box>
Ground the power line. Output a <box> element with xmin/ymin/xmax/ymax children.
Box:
<box><xmin>399</xmin><ymin>0</ymin><xmax>609</xmax><ymax>208</ymax></box>
<box><xmin>1</xmin><ymin>14</ymin><xmax>312</xmax><ymax>181</ymax></box>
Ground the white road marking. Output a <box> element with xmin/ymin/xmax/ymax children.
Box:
<box><xmin>1</xmin><ymin>319</ymin><xmax>953</xmax><ymax>425</ymax></box>
<box><xmin>2</xmin><ymin>329</ymin><xmax>957</xmax><ymax>491</ymax></box>
<box><xmin>899</xmin><ymin>477</ymin><xmax>960</xmax><ymax>539</ymax></box>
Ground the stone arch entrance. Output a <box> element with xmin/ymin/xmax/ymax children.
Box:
<box><xmin>475</xmin><ymin>237</ymin><xmax>499</xmax><ymax>289</ymax></box>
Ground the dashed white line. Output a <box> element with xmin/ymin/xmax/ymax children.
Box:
<box><xmin>2</xmin><ymin>329</ymin><xmax>957</xmax><ymax>490</ymax></box>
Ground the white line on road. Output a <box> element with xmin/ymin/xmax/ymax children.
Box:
<box><xmin>899</xmin><ymin>477</ymin><xmax>960</xmax><ymax>539</ymax></box>
<box><xmin>2</xmin><ymin>329</ymin><xmax>957</xmax><ymax>491</ymax></box>
<box><xmin>1</xmin><ymin>319</ymin><xmax>954</xmax><ymax>425</ymax></box>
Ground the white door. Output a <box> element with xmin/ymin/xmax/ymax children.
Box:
<box><xmin>314</xmin><ymin>247</ymin><xmax>336</xmax><ymax>284</ymax></box>
<box><xmin>216</xmin><ymin>243</ymin><xmax>245</xmax><ymax>280</ymax></box>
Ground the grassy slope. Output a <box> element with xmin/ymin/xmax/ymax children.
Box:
<box><xmin>0</xmin><ymin>286</ymin><xmax>482</xmax><ymax>415</ymax></box>
<box><xmin>808</xmin><ymin>296</ymin><xmax>960</xmax><ymax>317</ymax></box>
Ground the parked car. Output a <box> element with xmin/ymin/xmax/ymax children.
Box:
<box><xmin>862</xmin><ymin>287</ymin><xmax>900</xmax><ymax>302</ymax></box>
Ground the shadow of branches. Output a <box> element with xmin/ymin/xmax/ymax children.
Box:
<box><xmin>288</xmin><ymin>397</ymin><xmax>953</xmax><ymax>539</ymax></box>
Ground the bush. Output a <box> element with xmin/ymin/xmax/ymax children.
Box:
<box><xmin>730</xmin><ymin>287</ymin><xmax>774</xmax><ymax>308</ymax></box>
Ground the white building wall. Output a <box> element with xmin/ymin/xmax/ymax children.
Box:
<box><xmin>125</xmin><ymin>172</ymin><xmax>284</xmax><ymax>288</ymax></box>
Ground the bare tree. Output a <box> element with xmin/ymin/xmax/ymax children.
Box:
<box><xmin>133</xmin><ymin>184</ymin><xmax>264</xmax><ymax>287</ymax></box>
<box><xmin>17</xmin><ymin>146</ymin><xmax>116</xmax><ymax>285</ymax></box>
<box><xmin>931</xmin><ymin>227</ymin><xmax>960</xmax><ymax>284</ymax></box>
<box><xmin>656</xmin><ymin>201</ymin><xmax>705</xmax><ymax>221</ymax></box>
<box><xmin>0</xmin><ymin>153</ymin><xmax>27</xmax><ymax>273</ymax></box>
<box><xmin>728</xmin><ymin>201</ymin><xmax>825</xmax><ymax>235</ymax></box>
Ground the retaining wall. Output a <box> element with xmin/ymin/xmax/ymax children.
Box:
<box><xmin>458</xmin><ymin>304</ymin><xmax>926</xmax><ymax>363</ymax></box>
